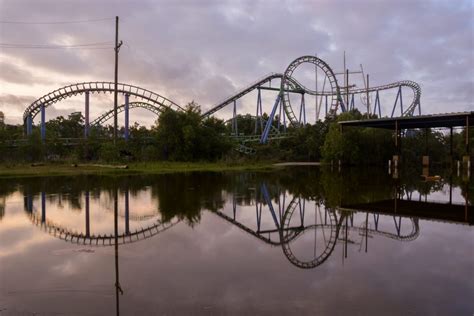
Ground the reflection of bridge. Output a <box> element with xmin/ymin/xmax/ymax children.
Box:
<box><xmin>341</xmin><ymin>199</ymin><xmax>473</xmax><ymax>226</ymax></box>
<box><xmin>24</xmin><ymin>190</ymin><xmax>180</xmax><ymax>246</ymax></box>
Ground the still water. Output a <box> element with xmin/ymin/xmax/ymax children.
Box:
<box><xmin>0</xmin><ymin>167</ymin><xmax>472</xmax><ymax>315</ymax></box>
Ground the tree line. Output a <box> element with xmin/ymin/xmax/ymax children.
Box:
<box><xmin>0</xmin><ymin>104</ymin><xmax>471</xmax><ymax>165</ymax></box>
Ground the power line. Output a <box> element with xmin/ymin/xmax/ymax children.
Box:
<box><xmin>0</xmin><ymin>41</ymin><xmax>114</xmax><ymax>49</ymax></box>
<box><xmin>0</xmin><ymin>17</ymin><xmax>114</xmax><ymax>25</ymax></box>
<box><xmin>0</xmin><ymin>46</ymin><xmax>112</xmax><ymax>50</ymax></box>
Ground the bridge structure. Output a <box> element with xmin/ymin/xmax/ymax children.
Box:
<box><xmin>20</xmin><ymin>55</ymin><xmax>422</xmax><ymax>153</ymax></box>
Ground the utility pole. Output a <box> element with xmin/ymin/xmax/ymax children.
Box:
<box><xmin>366</xmin><ymin>74</ymin><xmax>370</xmax><ymax>118</ymax></box>
<box><xmin>315</xmin><ymin>53</ymin><xmax>318</xmax><ymax>122</ymax></box>
<box><xmin>113</xmin><ymin>16</ymin><xmax>123</xmax><ymax>144</ymax></box>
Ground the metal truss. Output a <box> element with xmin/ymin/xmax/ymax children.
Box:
<box><xmin>23</xmin><ymin>82</ymin><xmax>183</xmax><ymax>123</ymax></box>
<box><xmin>91</xmin><ymin>101</ymin><xmax>163</xmax><ymax>126</ymax></box>
<box><xmin>28</xmin><ymin>211</ymin><xmax>180</xmax><ymax>247</ymax></box>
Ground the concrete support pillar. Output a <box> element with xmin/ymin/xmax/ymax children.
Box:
<box><xmin>124</xmin><ymin>94</ymin><xmax>129</xmax><ymax>141</ymax></box>
<box><xmin>464</xmin><ymin>116</ymin><xmax>471</xmax><ymax>170</ymax></box>
<box><xmin>84</xmin><ymin>92</ymin><xmax>90</xmax><ymax>138</ymax></box>
<box><xmin>466</xmin><ymin>116</ymin><xmax>470</xmax><ymax>155</ymax></box>
<box><xmin>450</xmin><ymin>127</ymin><xmax>454</xmax><ymax>164</ymax></box>
<box><xmin>393</xmin><ymin>119</ymin><xmax>401</xmax><ymax>169</ymax></box>
<box><xmin>40</xmin><ymin>104</ymin><xmax>46</xmax><ymax>142</ymax></box>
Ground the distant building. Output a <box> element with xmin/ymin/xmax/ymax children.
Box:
<box><xmin>0</xmin><ymin>111</ymin><xmax>4</xmax><ymax>128</ymax></box>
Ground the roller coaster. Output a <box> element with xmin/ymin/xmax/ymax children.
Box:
<box><xmin>21</xmin><ymin>55</ymin><xmax>421</xmax><ymax>151</ymax></box>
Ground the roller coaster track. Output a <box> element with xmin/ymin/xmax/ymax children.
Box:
<box><xmin>212</xmin><ymin>196</ymin><xmax>303</xmax><ymax>247</ymax></box>
<box><xmin>201</xmin><ymin>73</ymin><xmax>303</xmax><ymax>118</ymax></box>
<box><xmin>281</xmin><ymin>203</ymin><xmax>340</xmax><ymax>269</ymax></box>
<box><xmin>91</xmin><ymin>101</ymin><xmax>163</xmax><ymax>126</ymax></box>
<box><xmin>341</xmin><ymin>80</ymin><xmax>421</xmax><ymax>117</ymax></box>
<box><xmin>201</xmin><ymin>55</ymin><xmax>421</xmax><ymax>126</ymax></box>
<box><xmin>27</xmin><ymin>211</ymin><xmax>180</xmax><ymax>246</ymax></box>
<box><xmin>280</xmin><ymin>210</ymin><xmax>420</xmax><ymax>269</ymax></box>
<box><xmin>23</xmin><ymin>82</ymin><xmax>183</xmax><ymax>122</ymax></box>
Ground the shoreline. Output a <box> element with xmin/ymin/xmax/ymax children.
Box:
<box><xmin>0</xmin><ymin>161</ymin><xmax>283</xmax><ymax>178</ymax></box>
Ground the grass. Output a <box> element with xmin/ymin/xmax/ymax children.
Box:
<box><xmin>0</xmin><ymin>161</ymin><xmax>277</xmax><ymax>178</ymax></box>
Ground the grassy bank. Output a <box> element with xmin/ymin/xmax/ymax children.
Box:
<box><xmin>0</xmin><ymin>161</ymin><xmax>277</xmax><ymax>178</ymax></box>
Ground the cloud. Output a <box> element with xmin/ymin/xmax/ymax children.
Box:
<box><xmin>0</xmin><ymin>94</ymin><xmax>36</xmax><ymax>111</ymax></box>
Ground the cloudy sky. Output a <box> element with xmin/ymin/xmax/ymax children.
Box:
<box><xmin>0</xmin><ymin>0</ymin><xmax>472</xmax><ymax>126</ymax></box>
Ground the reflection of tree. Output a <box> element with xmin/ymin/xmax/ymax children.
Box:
<box><xmin>150</xmin><ymin>173</ymin><xmax>227</xmax><ymax>225</ymax></box>
<box><xmin>0</xmin><ymin>196</ymin><xmax>5</xmax><ymax>221</ymax></box>
<box><xmin>3</xmin><ymin>166</ymin><xmax>471</xmax><ymax>227</ymax></box>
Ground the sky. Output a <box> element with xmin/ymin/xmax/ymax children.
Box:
<box><xmin>0</xmin><ymin>0</ymin><xmax>472</xmax><ymax>126</ymax></box>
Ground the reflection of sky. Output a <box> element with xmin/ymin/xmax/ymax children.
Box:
<box><xmin>0</xmin><ymin>181</ymin><xmax>473</xmax><ymax>315</ymax></box>
<box><xmin>406</xmin><ymin>184</ymin><xmax>468</xmax><ymax>205</ymax></box>
<box><xmin>25</xmin><ymin>189</ymin><xmax>163</xmax><ymax>237</ymax></box>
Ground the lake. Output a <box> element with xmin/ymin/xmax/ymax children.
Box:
<box><xmin>0</xmin><ymin>167</ymin><xmax>472</xmax><ymax>315</ymax></box>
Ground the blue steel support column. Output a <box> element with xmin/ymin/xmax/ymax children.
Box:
<box><xmin>299</xmin><ymin>93</ymin><xmax>306</xmax><ymax>125</ymax></box>
<box><xmin>277</xmin><ymin>99</ymin><xmax>282</xmax><ymax>130</ymax></box>
<box><xmin>41</xmin><ymin>191</ymin><xmax>46</xmax><ymax>223</ymax></box>
<box><xmin>373</xmin><ymin>90</ymin><xmax>381</xmax><ymax>117</ymax></box>
<box><xmin>261</xmin><ymin>183</ymin><xmax>280</xmax><ymax>229</ymax></box>
<box><xmin>26</xmin><ymin>115</ymin><xmax>33</xmax><ymax>136</ymax></box>
<box><xmin>232</xmin><ymin>100</ymin><xmax>238</xmax><ymax>135</ymax></box>
<box><xmin>125</xmin><ymin>189</ymin><xmax>130</xmax><ymax>235</ymax></box>
<box><xmin>256</xmin><ymin>202</ymin><xmax>261</xmax><ymax>233</ymax></box>
<box><xmin>85</xmin><ymin>191</ymin><xmax>90</xmax><ymax>237</ymax></box>
<box><xmin>325</xmin><ymin>95</ymin><xmax>328</xmax><ymax>117</ymax></box>
<box><xmin>40</xmin><ymin>104</ymin><xmax>46</xmax><ymax>142</ymax></box>
<box><xmin>399</xmin><ymin>87</ymin><xmax>403</xmax><ymax>116</ymax></box>
<box><xmin>124</xmin><ymin>94</ymin><xmax>129</xmax><ymax>141</ymax></box>
<box><xmin>260</xmin><ymin>94</ymin><xmax>281</xmax><ymax>144</ymax></box>
<box><xmin>84</xmin><ymin>91</ymin><xmax>90</xmax><ymax>138</ymax></box>
<box><xmin>391</xmin><ymin>86</ymin><xmax>401</xmax><ymax>118</ymax></box>
<box><xmin>255</xmin><ymin>88</ymin><xmax>263</xmax><ymax>134</ymax></box>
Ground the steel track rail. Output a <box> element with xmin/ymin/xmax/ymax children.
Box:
<box><xmin>91</xmin><ymin>101</ymin><xmax>163</xmax><ymax>126</ymax></box>
<box><xmin>23</xmin><ymin>82</ymin><xmax>183</xmax><ymax>122</ymax></box>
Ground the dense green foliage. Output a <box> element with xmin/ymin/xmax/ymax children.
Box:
<box><xmin>0</xmin><ymin>106</ymin><xmax>471</xmax><ymax>166</ymax></box>
<box><xmin>154</xmin><ymin>103</ymin><xmax>232</xmax><ymax>161</ymax></box>
<box><xmin>320</xmin><ymin>109</ymin><xmax>473</xmax><ymax>165</ymax></box>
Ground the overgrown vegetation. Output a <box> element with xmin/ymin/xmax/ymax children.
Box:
<box><xmin>0</xmin><ymin>105</ymin><xmax>471</xmax><ymax>166</ymax></box>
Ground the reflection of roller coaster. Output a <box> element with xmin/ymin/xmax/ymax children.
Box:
<box><xmin>212</xmin><ymin>183</ymin><xmax>421</xmax><ymax>269</ymax></box>
<box><xmin>28</xmin><ymin>211</ymin><xmax>179</xmax><ymax>246</ymax></box>
<box><xmin>24</xmin><ymin>191</ymin><xmax>180</xmax><ymax>246</ymax></box>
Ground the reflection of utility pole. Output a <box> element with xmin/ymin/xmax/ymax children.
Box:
<box><xmin>114</xmin><ymin>188</ymin><xmax>123</xmax><ymax>315</ymax></box>
<box><xmin>113</xmin><ymin>16</ymin><xmax>123</xmax><ymax>144</ymax></box>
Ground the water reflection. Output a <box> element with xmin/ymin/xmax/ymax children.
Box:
<box><xmin>20</xmin><ymin>174</ymin><xmax>472</xmax><ymax>269</ymax></box>
<box><xmin>1</xmin><ymin>168</ymin><xmax>472</xmax><ymax>315</ymax></box>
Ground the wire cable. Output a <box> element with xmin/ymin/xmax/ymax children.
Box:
<box><xmin>0</xmin><ymin>17</ymin><xmax>114</xmax><ymax>25</ymax></box>
<box><xmin>0</xmin><ymin>41</ymin><xmax>114</xmax><ymax>49</ymax></box>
